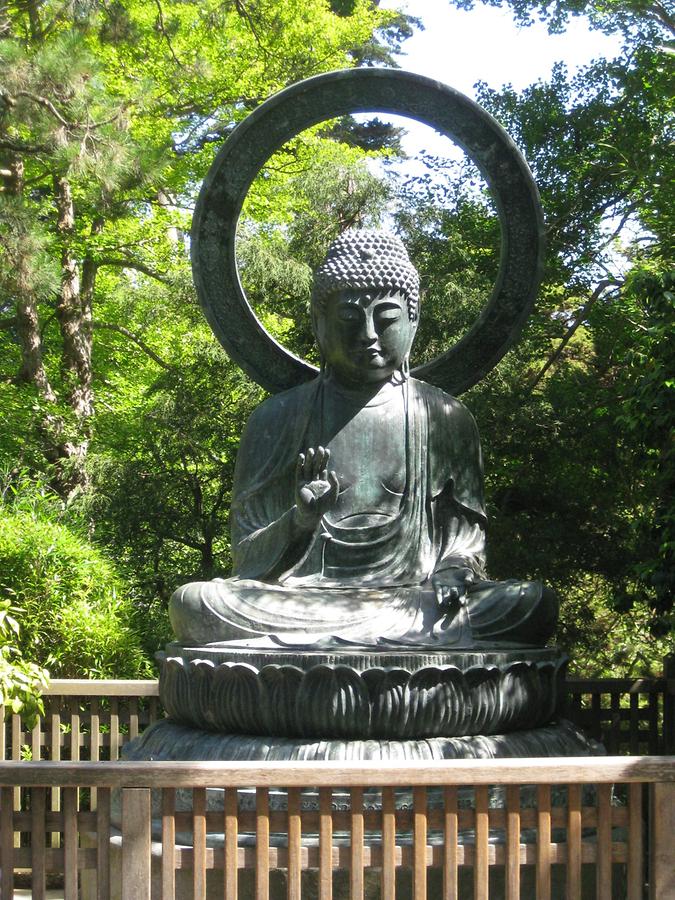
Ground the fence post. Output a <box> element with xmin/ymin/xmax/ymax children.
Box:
<box><xmin>650</xmin><ymin>781</ymin><xmax>675</xmax><ymax>900</ymax></box>
<box><xmin>0</xmin><ymin>785</ymin><xmax>14</xmax><ymax>899</ymax></box>
<box><xmin>663</xmin><ymin>654</ymin><xmax>674</xmax><ymax>755</ymax></box>
<box><xmin>122</xmin><ymin>787</ymin><xmax>152</xmax><ymax>900</ymax></box>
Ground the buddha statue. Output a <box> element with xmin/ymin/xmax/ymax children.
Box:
<box><xmin>170</xmin><ymin>230</ymin><xmax>558</xmax><ymax>650</ymax></box>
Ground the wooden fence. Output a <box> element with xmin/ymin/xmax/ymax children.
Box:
<box><xmin>0</xmin><ymin>756</ymin><xmax>673</xmax><ymax>900</ymax></box>
<box><xmin>564</xmin><ymin>678</ymin><xmax>673</xmax><ymax>756</ymax></box>
<box><xmin>2</xmin><ymin>674</ymin><xmax>672</xmax><ymax>766</ymax></box>
<box><xmin>0</xmin><ymin>675</ymin><xmax>673</xmax><ymax>897</ymax></box>
<box><xmin>1</xmin><ymin>680</ymin><xmax>162</xmax><ymax>765</ymax></box>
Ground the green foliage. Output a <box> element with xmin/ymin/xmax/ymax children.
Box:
<box><xmin>0</xmin><ymin>598</ymin><xmax>48</xmax><ymax>727</ymax></box>
<box><xmin>612</xmin><ymin>269</ymin><xmax>674</xmax><ymax>633</ymax></box>
<box><xmin>0</xmin><ymin>475</ymin><xmax>152</xmax><ymax>677</ymax></box>
<box><xmin>556</xmin><ymin>576</ymin><xmax>670</xmax><ymax>677</ymax></box>
<box><xmin>450</xmin><ymin>0</ymin><xmax>675</xmax><ymax>47</ymax></box>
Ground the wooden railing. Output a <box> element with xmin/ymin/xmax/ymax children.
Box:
<box><xmin>564</xmin><ymin>677</ymin><xmax>674</xmax><ymax>756</ymax></box>
<box><xmin>1</xmin><ymin>680</ymin><xmax>162</xmax><ymax>765</ymax></box>
<box><xmin>0</xmin><ymin>756</ymin><xmax>673</xmax><ymax>899</ymax></box>
<box><xmin>2</xmin><ymin>673</ymin><xmax>672</xmax><ymax>767</ymax></box>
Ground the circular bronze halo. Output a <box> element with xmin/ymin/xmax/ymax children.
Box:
<box><xmin>191</xmin><ymin>68</ymin><xmax>544</xmax><ymax>395</ymax></box>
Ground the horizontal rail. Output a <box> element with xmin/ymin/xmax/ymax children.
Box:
<box><xmin>41</xmin><ymin>677</ymin><xmax>673</xmax><ymax>696</ymax></box>
<box><xmin>1</xmin><ymin>755</ymin><xmax>673</xmax><ymax>788</ymax></box>
<box><xmin>566</xmin><ymin>677</ymin><xmax>670</xmax><ymax>693</ymax></box>
<box><xmin>43</xmin><ymin>679</ymin><xmax>160</xmax><ymax>696</ymax></box>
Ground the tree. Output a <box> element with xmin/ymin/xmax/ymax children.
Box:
<box><xmin>426</xmin><ymin>0</ymin><xmax>674</xmax><ymax>652</ymax></box>
<box><xmin>0</xmin><ymin>0</ymin><xmax>404</xmax><ymax>667</ymax></box>
<box><xmin>0</xmin><ymin>0</ymin><xmax>395</xmax><ymax>498</ymax></box>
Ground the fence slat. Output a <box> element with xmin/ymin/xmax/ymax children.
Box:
<box><xmin>193</xmin><ymin>787</ymin><xmax>207</xmax><ymax>899</ymax></box>
<box><xmin>650</xmin><ymin>781</ymin><xmax>675</xmax><ymax>900</ymax></box>
<box><xmin>50</xmin><ymin>704</ymin><xmax>62</xmax><ymax>848</ymax></box>
<box><xmin>122</xmin><ymin>787</ymin><xmax>151</xmax><ymax>900</ymax></box>
<box><xmin>443</xmin><ymin>786</ymin><xmax>458</xmax><ymax>900</ymax></box>
<box><xmin>31</xmin><ymin>785</ymin><xmax>47</xmax><ymax>900</ymax></box>
<box><xmin>630</xmin><ymin>693</ymin><xmax>640</xmax><ymax>755</ymax></box>
<box><xmin>129</xmin><ymin>698</ymin><xmax>139</xmax><ymax>741</ymax></box>
<box><xmin>110</xmin><ymin>699</ymin><xmax>120</xmax><ymax>761</ymax></box>
<box><xmin>0</xmin><ymin>785</ymin><xmax>13</xmax><ymax>898</ymax></box>
<box><xmin>70</xmin><ymin>699</ymin><xmax>80</xmax><ymax>763</ymax></box>
<box><xmin>413</xmin><ymin>785</ymin><xmax>427</xmax><ymax>900</ymax></box>
<box><xmin>610</xmin><ymin>691</ymin><xmax>621</xmax><ymax>754</ymax></box>
<box><xmin>287</xmin><ymin>787</ymin><xmax>302</xmax><ymax>900</ymax></box>
<box><xmin>627</xmin><ymin>782</ymin><xmax>643</xmax><ymax>900</ymax></box>
<box><xmin>162</xmin><ymin>788</ymin><xmax>176</xmax><ymax>900</ymax></box>
<box><xmin>596</xmin><ymin>783</ymin><xmax>612</xmax><ymax>900</ymax></box>
<box><xmin>536</xmin><ymin>784</ymin><xmax>551</xmax><ymax>900</ymax></box>
<box><xmin>90</xmin><ymin>698</ymin><xmax>100</xmax><ymax>763</ymax></box>
<box><xmin>505</xmin><ymin>784</ymin><xmax>520</xmax><ymax>900</ymax></box>
<box><xmin>592</xmin><ymin>693</ymin><xmax>602</xmax><ymax>743</ymax></box>
<box><xmin>566</xmin><ymin>783</ymin><xmax>582</xmax><ymax>900</ymax></box>
<box><xmin>649</xmin><ymin>692</ymin><xmax>660</xmax><ymax>756</ymax></box>
<box><xmin>63</xmin><ymin>785</ymin><xmax>78</xmax><ymax>900</ymax></box>
<box><xmin>256</xmin><ymin>786</ymin><xmax>270</xmax><ymax>900</ymax></box>
<box><xmin>318</xmin><ymin>787</ymin><xmax>332</xmax><ymax>900</ymax></box>
<box><xmin>225</xmin><ymin>787</ymin><xmax>238</xmax><ymax>900</ymax></box>
<box><xmin>31</xmin><ymin>715</ymin><xmax>42</xmax><ymax>762</ymax></box>
<box><xmin>474</xmin><ymin>785</ymin><xmax>489</xmax><ymax>900</ymax></box>
<box><xmin>90</xmin><ymin>697</ymin><xmax>100</xmax><ymax>810</ymax></box>
<box><xmin>381</xmin><ymin>786</ymin><xmax>395</xmax><ymax>900</ymax></box>
<box><xmin>350</xmin><ymin>786</ymin><xmax>364</xmax><ymax>900</ymax></box>
<box><xmin>12</xmin><ymin>714</ymin><xmax>21</xmax><ymax>817</ymax></box>
<box><xmin>96</xmin><ymin>787</ymin><xmax>111</xmax><ymax>900</ymax></box>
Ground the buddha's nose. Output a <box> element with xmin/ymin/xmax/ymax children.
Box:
<box><xmin>358</xmin><ymin>315</ymin><xmax>377</xmax><ymax>345</ymax></box>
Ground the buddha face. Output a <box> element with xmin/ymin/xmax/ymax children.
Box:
<box><xmin>314</xmin><ymin>288</ymin><xmax>417</xmax><ymax>387</ymax></box>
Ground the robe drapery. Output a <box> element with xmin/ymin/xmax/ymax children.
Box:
<box><xmin>231</xmin><ymin>375</ymin><xmax>487</xmax><ymax>586</ymax></box>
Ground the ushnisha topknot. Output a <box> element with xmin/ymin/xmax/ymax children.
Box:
<box><xmin>312</xmin><ymin>229</ymin><xmax>420</xmax><ymax>321</ymax></box>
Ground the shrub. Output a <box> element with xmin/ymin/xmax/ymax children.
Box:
<box><xmin>0</xmin><ymin>599</ymin><xmax>48</xmax><ymax>726</ymax></box>
<box><xmin>0</xmin><ymin>478</ymin><xmax>152</xmax><ymax>678</ymax></box>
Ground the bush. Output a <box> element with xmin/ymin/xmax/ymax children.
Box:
<box><xmin>0</xmin><ymin>478</ymin><xmax>152</xmax><ymax>678</ymax></box>
<box><xmin>0</xmin><ymin>599</ymin><xmax>48</xmax><ymax>726</ymax></box>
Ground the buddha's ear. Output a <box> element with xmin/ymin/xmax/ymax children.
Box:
<box><xmin>407</xmin><ymin>306</ymin><xmax>420</xmax><ymax>344</ymax></box>
<box><xmin>310</xmin><ymin>302</ymin><xmax>326</xmax><ymax>364</ymax></box>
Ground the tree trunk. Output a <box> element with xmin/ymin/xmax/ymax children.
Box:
<box><xmin>7</xmin><ymin>160</ymin><xmax>57</xmax><ymax>401</ymax></box>
<box><xmin>53</xmin><ymin>174</ymin><xmax>93</xmax><ymax>495</ymax></box>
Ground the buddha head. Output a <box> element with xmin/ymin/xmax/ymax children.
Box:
<box><xmin>311</xmin><ymin>230</ymin><xmax>420</xmax><ymax>386</ymax></box>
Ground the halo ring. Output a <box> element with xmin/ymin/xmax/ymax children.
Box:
<box><xmin>191</xmin><ymin>68</ymin><xmax>544</xmax><ymax>395</ymax></box>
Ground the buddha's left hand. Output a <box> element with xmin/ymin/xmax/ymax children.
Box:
<box><xmin>431</xmin><ymin>567</ymin><xmax>476</xmax><ymax>611</ymax></box>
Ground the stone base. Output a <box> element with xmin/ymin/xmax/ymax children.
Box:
<box><xmin>158</xmin><ymin>643</ymin><xmax>567</xmax><ymax>739</ymax></box>
<box><xmin>124</xmin><ymin>718</ymin><xmax>598</xmax><ymax>762</ymax></box>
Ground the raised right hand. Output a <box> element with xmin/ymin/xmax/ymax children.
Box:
<box><xmin>294</xmin><ymin>446</ymin><xmax>339</xmax><ymax>529</ymax></box>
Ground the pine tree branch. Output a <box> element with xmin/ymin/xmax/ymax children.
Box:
<box><xmin>0</xmin><ymin>138</ymin><xmax>49</xmax><ymax>153</ymax></box>
<box><xmin>233</xmin><ymin>0</ymin><xmax>270</xmax><ymax>56</ymax></box>
<box><xmin>160</xmin><ymin>531</ymin><xmax>205</xmax><ymax>552</ymax></box>
<box><xmin>13</xmin><ymin>90</ymin><xmax>71</xmax><ymax>127</ymax></box>
<box><xmin>153</xmin><ymin>0</ymin><xmax>183</xmax><ymax>67</ymax></box>
<box><xmin>95</xmin><ymin>257</ymin><xmax>173</xmax><ymax>285</ymax></box>
<box><xmin>651</xmin><ymin>1</ymin><xmax>675</xmax><ymax>37</ymax></box>
<box><xmin>92</xmin><ymin>322</ymin><xmax>173</xmax><ymax>370</ymax></box>
<box><xmin>527</xmin><ymin>280</ymin><xmax>621</xmax><ymax>394</ymax></box>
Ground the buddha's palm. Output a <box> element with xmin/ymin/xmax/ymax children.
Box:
<box><xmin>295</xmin><ymin>446</ymin><xmax>339</xmax><ymax>528</ymax></box>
